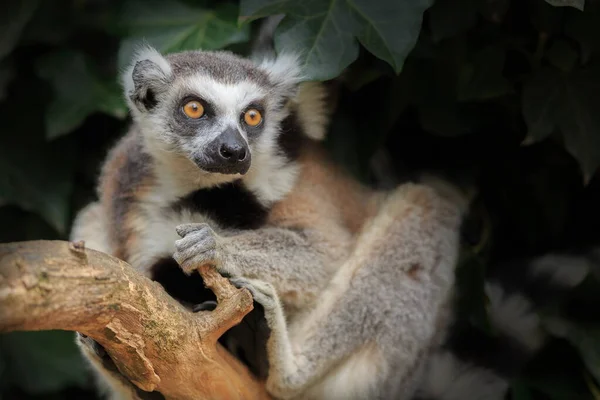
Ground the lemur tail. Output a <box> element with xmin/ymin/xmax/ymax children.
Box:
<box><xmin>413</xmin><ymin>248</ymin><xmax>597</xmax><ymax>400</ymax></box>
<box><xmin>249</xmin><ymin>15</ymin><xmax>284</xmax><ymax>62</ymax></box>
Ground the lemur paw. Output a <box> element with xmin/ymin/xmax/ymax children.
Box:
<box><xmin>174</xmin><ymin>223</ymin><xmax>222</xmax><ymax>274</ymax></box>
<box><xmin>230</xmin><ymin>277</ymin><xmax>279</xmax><ymax>311</ymax></box>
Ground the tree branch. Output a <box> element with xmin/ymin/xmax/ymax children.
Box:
<box><xmin>0</xmin><ymin>240</ymin><xmax>270</xmax><ymax>400</ymax></box>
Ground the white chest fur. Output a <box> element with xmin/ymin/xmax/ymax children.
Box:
<box><xmin>128</xmin><ymin>203</ymin><xmax>213</xmax><ymax>276</ymax></box>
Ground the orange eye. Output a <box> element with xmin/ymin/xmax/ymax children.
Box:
<box><xmin>183</xmin><ymin>100</ymin><xmax>204</xmax><ymax>119</ymax></box>
<box><xmin>244</xmin><ymin>108</ymin><xmax>262</xmax><ymax>127</ymax></box>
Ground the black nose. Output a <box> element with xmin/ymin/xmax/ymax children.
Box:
<box><xmin>219</xmin><ymin>142</ymin><xmax>247</xmax><ymax>162</ymax></box>
<box><xmin>200</xmin><ymin>127</ymin><xmax>251</xmax><ymax>175</ymax></box>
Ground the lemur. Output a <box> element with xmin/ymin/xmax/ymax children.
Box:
<box><xmin>69</xmin><ymin>43</ymin><xmax>376</xmax><ymax>398</ymax></box>
<box><xmin>69</xmin><ymin>35</ymin><xmax>596</xmax><ymax>400</ymax></box>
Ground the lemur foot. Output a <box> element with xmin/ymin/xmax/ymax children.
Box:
<box><xmin>174</xmin><ymin>223</ymin><xmax>221</xmax><ymax>274</ymax></box>
<box><xmin>230</xmin><ymin>277</ymin><xmax>279</xmax><ymax>312</ymax></box>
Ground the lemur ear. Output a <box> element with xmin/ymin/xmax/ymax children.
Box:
<box><xmin>122</xmin><ymin>45</ymin><xmax>173</xmax><ymax>112</ymax></box>
<box><xmin>258</xmin><ymin>52</ymin><xmax>304</xmax><ymax>102</ymax></box>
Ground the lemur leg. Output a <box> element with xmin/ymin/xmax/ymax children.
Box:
<box><xmin>234</xmin><ymin>184</ymin><xmax>465</xmax><ymax>400</ymax></box>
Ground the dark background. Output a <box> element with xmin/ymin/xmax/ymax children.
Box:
<box><xmin>1</xmin><ymin>0</ymin><xmax>600</xmax><ymax>398</ymax></box>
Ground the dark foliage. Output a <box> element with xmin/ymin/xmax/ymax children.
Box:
<box><xmin>0</xmin><ymin>0</ymin><xmax>599</xmax><ymax>398</ymax></box>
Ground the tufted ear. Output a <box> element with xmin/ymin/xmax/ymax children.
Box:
<box><xmin>122</xmin><ymin>45</ymin><xmax>173</xmax><ymax>113</ymax></box>
<box><xmin>258</xmin><ymin>52</ymin><xmax>304</xmax><ymax>102</ymax></box>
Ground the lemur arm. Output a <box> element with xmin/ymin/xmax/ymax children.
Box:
<box><xmin>174</xmin><ymin>224</ymin><xmax>349</xmax><ymax>309</ymax></box>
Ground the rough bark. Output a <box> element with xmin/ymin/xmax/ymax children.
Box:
<box><xmin>0</xmin><ymin>240</ymin><xmax>270</xmax><ymax>400</ymax></box>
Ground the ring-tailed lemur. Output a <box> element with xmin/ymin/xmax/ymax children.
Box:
<box><xmin>69</xmin><ymin>43</ymin><xmax>375</xmax><ymax>399</ymax></box>
<box><xmin>69</xmin><ymin>35</ymin><xmax>595</xmax><ymax>400</ymax></box>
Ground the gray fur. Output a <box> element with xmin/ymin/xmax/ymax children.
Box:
<box><xmin>220</xmin><ymin>184</ymin><xmax>467</xmax><ymax>400</ymax></box>
<box><xmin>166</xmin><ymin>51</ymin><xmax>272</xmax><ymax>87</ymax></box>
<box><xmin>175</xmin><ymin>223</ymin><xmax>340</xmax><ymax>310</ymax></box>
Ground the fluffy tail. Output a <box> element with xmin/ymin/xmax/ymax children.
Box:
<box><xmin>249</xmin><ymin>14</ymin><xmax>284</xmax><ymax>63</ymax></box>
<box><xmin>413</xmin><ymin>248</ymin><xmax>596</xmax><ymax>400</ymax></box>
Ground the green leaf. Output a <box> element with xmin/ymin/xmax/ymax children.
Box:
<box><xmin>273</xmin><ymin>1</ymin><xmax>360</xmax><ymax>81</ymax></box>
<box><xmin>521</xmin><ymin>340</ymin><xmax>594</xmax><ymax>400</ymax></box>
<box><xmin>522</xmin><ymin>65</ymin><xmax>600</xmax><ymax>181</ymax></box>
<box><xmin>0</xmin><ymin>139</ymin><xmax>75</xmax><ymax>234</ymax></box>
<box><xmin>545</xmin><ymin>0</ymin><xmax>585</xmax><ymax>11</ymax></box>
<box><xmin>117</xmin><ymin>0</ymin><xmax>250</xmax><ymax>70</ymax></box>
<box><xmin>546</xmin><ymin>39</ymin><xmax>579</xmax><ymax>72</ymax></box>
<box><xmin>522</xmin><ymin>68</ymin><xmax>561</xmax><ymax>142</ymax></box>
<box><xmin>35</xmin><ymin>50</ymin><xmax>126</xmax><ymax>139</ymax></box>
<box><xmin>0</xmin><ymin>331</ymin><xmax>90</xmax><ymax>394</ymax></box>
<box><xmin>0</xmin><ymin>0</ymin><xmax>40</xmax><ymax>60</ymax></box>
<box><xmin>557</xmin><ymin>324</ymin><xmax>600</xmax><ymax>386</ymax></box>
<box><xmin>565</xmin><ymin>2</ymin><xmax>600</xmax><ymax>64</ymax></box>
<box><xmin>240</xmin><ymin>0</ymin><xmax>433</xmax><ymax>81</ymax></box>
<box><xmin>458</xmin><ymin>46</ymin><xmax>513</xmax><ymax>101</ymax></box>
<box><xmin>532</xmin><ymin>0</ymin><xmax>565</xmax><ymax>35</ymax></box>
<box><xmin>349</xmin><ymin>0</ymin><xmax>432</xmax><ymax>73</ymax></box>
<box><xmin>428</xmin><ymin>0</ymin><xmax>479</xmax><ymax>42</ymax></box>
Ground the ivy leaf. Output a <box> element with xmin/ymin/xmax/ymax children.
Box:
<box><xmin>572</xmin><ymin>330</ymin><xmax>600</xmax><ymax>386</ymax></box>
<box><xmin>565</xmin><ymin>2</ymin><xmax>600</xmax><ymax>64</ymax></box>
<box><xmin>547</xmin><ymin>321</ymin><xmax>600</xmax><ymax>386</ymax></box>
<box><xmin>545</xmin><ymin>0</ymin><xmax>585</xmax><ymax>11</ymax></box>
<box><xmin>522</xmin><ymin>65</ymin><xmax>600</xmax><ymax>182</ymax></box>
<box><xmin>240</xmin><ymin>0</ymin><xmax>434</xmax><ymax>81</ymax></box>
<box><xmin>349</xmin><ymin>0</ymin><xmax>432</xmax><ymax>73</ymax></box>
<box><xmin>117</xmin><ymin>0</ymin><xmax>250</xmax><ymax>69</ymax></box>
<box><xmin>546</xmin><ymin>39</ymin><xmax>579</xmax><ymax>72</ymax></box>
<box><xmin>522</xmin><ymin>68</ymin><xmax>561</xmax><ymax>142</ymax></box>
<box><xmin>532</xmin><ymin>0</ymin><xmax>566</xmax><ymax>35</ymax></box>
<box><xmin>273</xmin><ymin>2</ymin><xmax>360</xmax><ymax>81</ymax></box>
<box><xmin>521</xmin><ymin>340</ymin><xmax>595</xmax><ymax>400</ymax></box>
<box><xmin>458</xmin><ymin>46</ymin><xmax>513</xmax><ymax>101</ymax></box>
<box><xmin>0</xmin><ymin>331</ymin><xmax>90</xmax><ymax>394</ymax></box>
<box><xmin>0</xmin><ymin>0</ymin><xmax>40</xmax><ymax>60</ymax></box>
<box><xmin>35</xmin><ymin>50</ymin><xmax>126</xmax><ymax>139</ymax></box>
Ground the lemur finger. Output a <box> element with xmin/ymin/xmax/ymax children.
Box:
<box><xmin>174</xmin><ymin>248</ymin><xmax>217</xmax><ymax>273</ymax></box>
<box><xmin>174</xmin><ymin>234</ymin><xmax>216</xmax><ymax>253</ymax></box>
<box><xmin>175</xmin><ymin>222</ymin><xmax>210</xmax><ymax>237</ymax></box>
<box><xmin>193</xmin><ymin>300</ymin><xmax>218</xmax><ymax>312</ymax></box>
<box><xmin>230</xmin><ymin>277</ymin><xmax>278</xmax><ymax>309</ymax></box>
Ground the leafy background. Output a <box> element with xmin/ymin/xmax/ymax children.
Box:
<box><xmin>1</xmin><ymin>0</ymin><xmax>600</xmax><ymax>398</ymax></box>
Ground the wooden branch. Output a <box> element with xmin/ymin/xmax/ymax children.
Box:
<box><xmin>0</xmin><ymin>240</ymin><xmax>270</xmax><ymax>400</ymax></box>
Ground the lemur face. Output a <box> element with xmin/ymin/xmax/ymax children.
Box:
<box><xmin>122</xmin><ymin>46</ymin><xmax>302</xmax><ymax>178</ymax></box>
